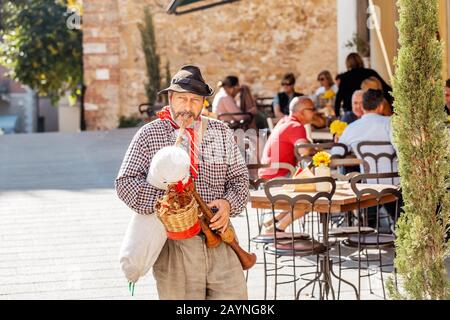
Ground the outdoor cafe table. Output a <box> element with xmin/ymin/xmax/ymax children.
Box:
<box><xmin>310</xmin><ymin>128</ymin><xmax>333</xmax><ymax>142</ymax></box>
<box><xmin>249</xmin><ymin>183</ymin><xmax>399</xmax><ymax>299</ymax></box>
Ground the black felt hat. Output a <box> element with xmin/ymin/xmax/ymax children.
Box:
<box><xmin>158</xmin><ymin>65</ymin><xmax>214</xmax><ymax>97</ymax></box>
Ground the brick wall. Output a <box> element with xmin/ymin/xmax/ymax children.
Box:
<box><xmin>83</xmin><ymin>0</ymin><xmax>337</xmax><ymax>130</ymax></box>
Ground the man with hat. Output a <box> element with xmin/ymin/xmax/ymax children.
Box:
<box><xmin>115</xmin><ymin>65</ymin><xmax>249</xmax><ymax>299</ymax></box>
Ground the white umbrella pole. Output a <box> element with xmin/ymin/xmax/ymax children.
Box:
<box><xmin>368</xmin><ymin>0</ymin><xmax>394</xmax><ymax>83</ymax></box>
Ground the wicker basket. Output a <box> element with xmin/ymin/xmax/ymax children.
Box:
<box><xmin>156</xmin><ymin>194</ymin><xmax>200</xmax><ymax>239</ymax></box>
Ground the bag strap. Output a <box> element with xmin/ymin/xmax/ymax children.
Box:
<box><xmin>198</xmin><ymin>116</ymin><xmax>209</xmax><ymax>146</ymax></box>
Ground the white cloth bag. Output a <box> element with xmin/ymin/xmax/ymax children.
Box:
<box><xmin>119</xmin><ymin>212</ymin><xmax>167</xmax><ymax>283</ymax></box>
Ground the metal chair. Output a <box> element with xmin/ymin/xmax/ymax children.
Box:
<box><xmin>330</xmin><ymin>158</ymin><xmax>370</xmax><ymax>181</ymax></box>
<box><xmin>247</xmin><ymin>163</ymin><xmax>296</xmax><ymax>237</ymax></box>
<box><xmin>355</xmin><ymin>141</ymin><xmax>398</xmax><ymax>184</ymax></box>
<box><xmin>138</xmin><ymin>102</ymin><xmax>163</xmax><ymax>123</ymax></box>
<box><xmin>326</xmin><ymin>158</ymin><xmax>373</xmax><ymax>299</ymax></box>
<box><xmin>217</xmin><ymin>112</ymin><xmax>254</xmax><ymax>130</ymax></box>
<box><xmin>341</xmin><ymin>172</ymin><xmax>402</xmax><ymax>299</ymax></box>
<box><xmin>255</xmin><ymin>96</ymin><xmax>275</xmax><ymax>117</ymax></box>
<box><xmin>243</xmin><ymin>163</ymin><xmax>299</xmax><ymax>283</ymax></box>
<box><xmin>262</xmin><ymin>177</ymin><xmax>337</xmax><ymax>300</ymax></box>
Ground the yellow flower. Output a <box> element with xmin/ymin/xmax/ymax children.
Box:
<box><xmin>447</xmin><ymin>115</ymin><xmax>450</xmax><ymax>122</ymax></box>
<box><xmin>322</xmin><ymin>89</ymin><xmax>335</xmax><ymax>100</ymax></box>
<box><xmin>312</xmin><ymin>151</ymin><xmax>331</xmax><ymax>167</ymax></box>
<box><xmin>329</xmin><ymin>120</ymin><xmax>348</xmax><ymax>137</ymax></box>
<box><xmin>203</xmin><ymin>99</ymin><xmax>209</xmax><ymax>108</ymax></box>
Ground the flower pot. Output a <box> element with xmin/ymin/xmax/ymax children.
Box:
<box><xmin>315</xmin><ymin>165</ymin><xmax>331</xmax><ymax>192</ymax></box>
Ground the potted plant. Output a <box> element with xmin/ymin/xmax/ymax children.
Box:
<box><xmin>312</xmin><ymin>151</ymin><xmax>332</xmax><ymax>192</ymax></box>
<box><xmin>345</xmin><ymin>33</ymin><xmax>370</xmax><ymax>66</ymax></box>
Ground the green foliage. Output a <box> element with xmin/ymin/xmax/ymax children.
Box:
<box><xmin>345</xmin><ymin>33</ymin><xmax>370</xmax><ymax>57</ymax></box>
<box><xmin>139</xmin><ymin>7</ymin><xmax>161</xmax><ymax>105</ymax></box>
<box><xmin>164</xmin><ymin>60</ymin><xmax>171</xmax><ymax>104</ymax></box>
<box><xmin>390</xmin><ymin>0</ymin><xmax>450</xmax><ymax>299</ymax></box>
<box><xmin>0</xmin><ymin>0</ymin><xmax>83</xmax><ymax>104</ymax></box>
<box><xmin>165</xmin><ymin>60</ymin><xmax>171</xmax><ymax>90</ymax></box>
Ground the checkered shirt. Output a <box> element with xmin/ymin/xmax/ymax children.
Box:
<box><xmin>115</xmin><ymin>117</ymin><xmax>249</xmax><ymax>217</ymax></box>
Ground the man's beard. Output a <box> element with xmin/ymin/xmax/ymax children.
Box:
<box><xmin>169</xmin><ymin>106</ymin><xmax>201</xmax><ymax>127</ymax></box>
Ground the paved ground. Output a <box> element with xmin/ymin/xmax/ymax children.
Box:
<box><xmin>0</xmin><ymin>129</ymin><xmax>447</xmax><ymax>300</ymax></box>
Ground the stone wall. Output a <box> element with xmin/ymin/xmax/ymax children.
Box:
<box><xmin>83</xmin><ymin>0</ymin><xmax>337</xmax><ymax>130</ymax></box>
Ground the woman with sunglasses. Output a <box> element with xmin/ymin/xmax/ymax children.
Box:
<box><xmin>313</xmin><ymin>70</ymin><xmax>339</xmax><ymax>119</ymax></box>
<box><xmin>272</xmin><ymin>73</ymin><xmax>304</xmax><ymax>120</ymax></box>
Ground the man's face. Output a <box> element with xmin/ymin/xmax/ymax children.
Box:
<box><xmin>295</xmin><ymin>100</ymin><xmax>315</xmax><ymax>124</ymax></box>
<box><xmin>169</xmin><ymin>91</ymin><xmax>204</xmax><ymax>126</ymax></box>
<box><xmin>352</xmin><ymin>92</ymin><xmax>364</xmax><ymax>117</ymax></box>
<box><xmin>445</xmin><ymin>87</ymin><xmax>450</xmax><ymax>107</ymax></box>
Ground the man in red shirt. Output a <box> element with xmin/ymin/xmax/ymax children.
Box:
<box><xmin>259</xmin><ymin>96</ymin><xmax>315</xmax><ymax>179</ymax></box>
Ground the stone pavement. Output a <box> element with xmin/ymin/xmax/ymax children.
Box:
<box><xmin>0</xmin><ymin>129</ymin><xmax>447</xmax><ymax>300</ymax></box>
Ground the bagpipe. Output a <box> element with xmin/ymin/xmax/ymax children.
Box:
<box><xmin>151</xmin><ymin>113</ymin><xmax>256</xmax><ymax>270</ymax></box>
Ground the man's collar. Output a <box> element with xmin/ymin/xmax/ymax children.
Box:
<box><xmin>361</xmin><ymin>112</ymin><xmax>382</xmax><ymax>118</ymax></box>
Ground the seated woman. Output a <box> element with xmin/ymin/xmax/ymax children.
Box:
<box><xmin>212</xmin><ymin>75</ymin><xmax>249</xmax><ymax>122</ymax></box>
<box><xmin>313</xmin><ymin>70</ymin><xmax>338</xmax><ymax>116</ymax></box>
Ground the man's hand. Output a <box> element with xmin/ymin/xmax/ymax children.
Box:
<box><xmin>207</xmin><ymin>199</ymin><xmax>231</xmax><ymax>233</ymax></box>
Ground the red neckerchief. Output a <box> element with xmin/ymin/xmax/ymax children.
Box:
<box><xmin>157</xmin><ymin>106</ymin><xmax>199</xmax><ymax>179</ymax></box>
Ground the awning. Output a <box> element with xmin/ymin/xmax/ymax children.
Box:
<box><xmin>167</xmin><ymin>0</ymin><xmax>240</xmax><ymax>15</ymax></box>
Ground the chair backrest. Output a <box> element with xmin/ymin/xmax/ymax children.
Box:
<box><xmin>350</xmin><ymin>172</ymin><xmax>402</xmax><ymax>234</ymax></box>
<box><xmin>217</xmin><ymin>112</ymin><xmax>254</xmax><ymax>130</ymax></box>
<box><xmin>264</xmin><ymin>177</ymin><xmax>336</xmax><ymax>246</ymax></box>
<box><xmin>294</xmin><ymin>141</ymin><xmax>349</xmax><ymax>167</ymax></box>
<box><xmin>247</xmin><ymin>163</ymin><xmax>268</xmax><ymax>190</ymax></box>
<box><xmin>247</xmin><ymin>162</ymin><xmax>296</xmax><ymax>187</ymax></box>
<box><xmin>355</xmin><ymin>141</ymin><xmax>398</xmax><ymax>184</ymax></box>
<box><xmin>255</xmin><ymin>96</ymin><xmax>274</xmax><ymax>117</ymax></box>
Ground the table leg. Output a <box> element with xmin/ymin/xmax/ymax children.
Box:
<box><xmin>320</xmin><ymin>214</ymin><xmax>359</xmax><ymax>300</ymax></box>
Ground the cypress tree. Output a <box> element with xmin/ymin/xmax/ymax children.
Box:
<box><xmin>388</xmin><ymin>0</ymin><xmax>450</xmax><ymax>299</ymax></box>
<box><xmin>139</xmin><ymin>7</ymin><xmax>161</xmax><ymax>105</ymax></box>
<box><xmin>164</xmin><ymin>60</ymin><xmax>171</xmax><ymax>104</ymax></box>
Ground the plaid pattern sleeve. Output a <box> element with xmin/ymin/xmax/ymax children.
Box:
<box><xmin>222</xmin><ymin>127</ymin><xmax>250</xmax><ymax>217</ymax></box>
<box><xmin>115</xmin><ymin>117</ymin><xmax>250</xmax><ymax>218</ymax></box>
<box><xmin>115</xmin><ymin>123</ymin><xmax>167</xmax><ymax>215</ymax></box>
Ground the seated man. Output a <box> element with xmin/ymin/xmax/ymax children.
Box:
<box><xmin>332</xmin><ymin>89</ymin><xmax>399</xmax><ymax>232</ymax></box>
<box><xmin>258</xmin><ymin>96</ymin><xmax>315</xmax><ymax>180</ymax></box>
<box><xmin>332</xmin><ymin>89</ymin><xmax>398</xmax><ymax>177</ymax></box>
<box><xmin>341</xmin><ymin>90</ymin><xmax>364</xmax><ymax>124</ymax></box>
